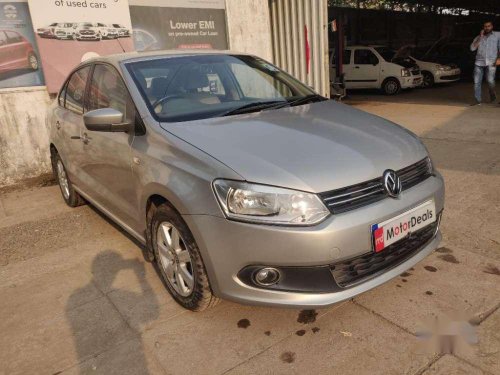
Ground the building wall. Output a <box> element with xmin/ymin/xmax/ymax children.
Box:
<box><xmin>0</xmin><ymin>87</ymin><xmax>53</xmax><ymax>188</ymax></box>
<box><xmin>225</xmin><ymin>0</ymin><xmax>273</xmax><ymax>61</ymax></box>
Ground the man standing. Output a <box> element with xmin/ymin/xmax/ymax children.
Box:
<box><xmin>470</xmin><ymin>21</ymin><xmax>500</xmax><ymax>105</ymax></box>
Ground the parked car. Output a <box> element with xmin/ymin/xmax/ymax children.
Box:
<box><xmin>49</xmin><ymin>51</ymin><xmax>444</xmax><ymax>311</ymax></box>
<box><xmin>96</xmin><ymin>23</ymin><xmax>119</xmax><ymax>39</ymax></box>
<box><xmin>37</xmin><ymin>23</ymin><xmax>58</xmax><ymax>38</ymax></box>
<box><xmin>75</xmin><ymin>22</ymin><xmax>101</xmax><ymax>41</ymax></box>
<box><xmin>0</xmin><ymin>29</ymin><xmax>39</xmax><ymax>74</ymax></box>
<box><xmin>330</xmin><ymin>45</ymin><xmax>423</xmax><ymax>95</ymax></box>
<box><xmin>53</xmin><ymin>23</ymin><xmax>77</xmax><ymax>40</ymax></box>
<box><xmin>110</xmin><ymin>23</ymin><xmax>130</xmax><ymax>37</ymax></box>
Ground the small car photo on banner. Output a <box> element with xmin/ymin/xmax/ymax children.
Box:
<box><xmin>129</xmin><ymin>0</ymin><xmax>228</xmax><ymax>52</ymax></box>
<box><xmin>0</xmin><ymin>0</ymin><xmax>44</xmax><ymax>89</ymax></box>
<box><xmin>27</xmin><ymin>0</ymin><xmax>134</xmax><ymax>93</ymax></box>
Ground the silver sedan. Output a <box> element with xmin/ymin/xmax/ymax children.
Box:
<box><xmin>48</xmin><ymin>51</ymin><xmax>444</xmax><ymax>311</ymax></box>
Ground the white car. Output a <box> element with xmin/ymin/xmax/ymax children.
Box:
<box><xmin>408</xmin><ymin>56</ymin><xmax>461</xmax><ymax>88</ymax></box>
<box><xmin>330</xmin><ymin>45</ymin><xmax>423</xmax><ymax>95</ymax></box>
<box><xmin>53</xmin><ymin>23</ymin><xmax>77</xmax><ymax>40</ymax></box>
<box><xmin>75</xmin><ymin>22</ymin><xmax>101</xmax><ymax>41</ymax></box>
<box><xmin>96</xmin><ymin>23</ymin><xmax>119</xmax><ymax>39</ymax></box>
<box><xmin>110</xmin><ymin>24</ymin><xmax>130</xmax><ymax>38</ymax></box>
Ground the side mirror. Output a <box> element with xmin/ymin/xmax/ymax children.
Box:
<box><xmin>83</xmin><ymin>108</ymin><xmax>131</xmax><ymax>132</ymax></box>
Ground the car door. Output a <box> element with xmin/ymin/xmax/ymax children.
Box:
<box><xmin>0</xmin><ymin>31</ymin><xmax>9</xmax><ymax>72</ymax></box>
<box><xmin>80</xmin><ymin>63</ymin><xmax>139</xmax><ymax>228</ymax></box>
<box><xmin>56</xmin><ymin>65</ymin><xmax>92</xmax><ymax>187</ymax></box>
<box><xmin>4</xmin><ymin>31</ymin><xmax>24</xmax><ymax>68</ymax></box>
<box><xmin>347</xmin><ymin>48</ymin><xmax>380</xmax><ymax>88</ymax></box>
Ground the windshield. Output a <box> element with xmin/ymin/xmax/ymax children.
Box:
<box><xmin>126</xmin><ymin>54</ymin><xmax>318</xmax><ymax>123</ymax></box>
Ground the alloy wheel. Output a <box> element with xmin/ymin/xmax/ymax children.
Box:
<box><xmin>385</xmin><ymin>80</ymin><xmax>399</xmax><ymax>95</ymax></box>
<box><xmin>157</xmin><ymin>222</ymin><xmax>194</xmax><ymax>297</ymax></box>
<box><xmin>57</xmin><ymin>159</ymin><xmax>70</xmax><ymax>200</ymax></box>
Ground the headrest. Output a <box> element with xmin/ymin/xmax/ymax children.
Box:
<box><xmin>150</xmin><ymin>77</ymin><xmax>168</xmax><ymax>98</ymax></box>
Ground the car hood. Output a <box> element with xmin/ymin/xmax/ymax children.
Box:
<box><xmin>160</xmin><ymin>101</ymin><xmax>428</xmax><ymax>193</ymax></box>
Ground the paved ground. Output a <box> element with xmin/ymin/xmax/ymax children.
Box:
<box><xmin>1</xmin><ymin>82</ymin><xmax>499</xmax><ymax>375</ymax></box>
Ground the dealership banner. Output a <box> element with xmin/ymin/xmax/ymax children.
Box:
<box><xmin>129</xmin><ymin>0</ymin><xmax>228</xmax><ymax>52</ymax></box>
<box><xmin>0</xmin><ymin>0</ymin><xmax>44</xmax><ymax>89</ymax></box>
<box><xmin>27</xmin><ymin>0</ymin><xmax>134</xmax><ymax>93</ymax></box>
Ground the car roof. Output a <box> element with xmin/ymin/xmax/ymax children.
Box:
<box><xmin>80</xmin><ymin>49</ymin><xmax>252</xmax><ymax>69</ymax></box>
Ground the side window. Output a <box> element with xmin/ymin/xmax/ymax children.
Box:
<box><xmin>87</xmin><ymin>64</ymin><xmax>134</xmax><ymax>122</ymax></box>
<box><xmin>5</xmin><ymin>31</ymin><xmax>22</xmax><ymax>44</ymax></box>
<box><xmin>65</xmin><ymin>66</ymin><xmax>91</xmax><ymax>114</ymax></box>
<box><xmin>343</xmin><ymin>50</ymin><xmax>352</xmax><ymax>65</ymax></box>
<box><xmin>0</xmin><ymin>31</ymin><xmax>7</xmax><ymax>46</ymax></box>
<box><xmin>354</xmin><ymin>49</ymin><xmax>379</xmax><ymax>65</ymax></box>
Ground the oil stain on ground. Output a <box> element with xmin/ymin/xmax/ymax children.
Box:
<box><xmin>264</xmin><ymin>330</ymin><xmax>271</xmax><ymax>336</ymax></box>
<box><xmin>400</xmin><ymin>271</ymin><xmax>411</xmax><ymax>277</ymax></box>
<box><xmin>237</xmin><ymin>318</ymin><xmax>251</xmax><ymax>328</ymax></box>
<box><xmin>312</xmin><ymin>327</ymin><xmax>320</xmax><ymax>333</ymax></box>
<box><xmin>280</xmin><ymin>351</ymin><xmax>296</xmax><ymax>363</ymax></box>
<box><xmin>436</xmin><ymin>247</ymin><xmax>453</xmax><ymax>254</ymax></box>
<box><xmin>297</xmin><ymin>309</ymin><xmax>318</xmax><ymax>324</ymax></box>
<box><xmin>424</xmin><ymin>265</ymin><xmax>437</xmax><ymax>272</ymax></box>
<box><xmin>438</xmin><ymin>254</ymin><xmax>459</xmax><ymax>264</ymax></box>
<box><xmin>425</xmin><ymin>291</ymin><xmax>434</xmax><ymax>295</ymax></box>
<box><xmin>483</xmin><ymin>264</ymin><xmax>500</xmax><ymax>276</ymax></box>
<box><xmin>296</xmin><ymin>329</ymin><xmax>306</xmax><ymax>336</ymax></box>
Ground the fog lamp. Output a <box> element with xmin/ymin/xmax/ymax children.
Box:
<box><xmin>254</xmin><ymin>267</ymin><xmax>281</xmax><ymax>286</ymax></box>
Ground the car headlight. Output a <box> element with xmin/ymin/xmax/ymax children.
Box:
<box><xmin>213</xmin><ymin>180</ymin><xmax>330</xmax><ymax>226</ymax></box>
<box><xmin>401</xmin><ymin>68</ymin><xmax>411</xmax><ymax>77</ymax></box>
<box><xmin>437</xmin><ymin>65</ymin><xmax>452</xmax><ymax>71</ymax></box>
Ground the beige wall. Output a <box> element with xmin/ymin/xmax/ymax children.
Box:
<box><xmin>0</xmin><ymin>88</ymin><xmax>52</xmax><ymax>188</ymax></box>
<box><xmin>225</xmin><ymin>0</ymin><xmax>273</xmax><ymax>61</ymax></box>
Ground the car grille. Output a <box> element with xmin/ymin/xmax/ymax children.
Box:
<box><xmin>80</xmin><ymin>30</ymin><xmax>95</xmax><ymax>35</ymax></box>
<box><xmin>319</xmin><ymin>158</ymin><xmax>432</xmax><ymax>214</ymax></box>
<box><xmin>330</xmin><ymin>216</ymin><xmax>440</xmax><ymax>288</ymax></box>
<box><xmin>441</xmin><ymin>74</ymin><xmax>460</xmax><ymax>81</ymax></box>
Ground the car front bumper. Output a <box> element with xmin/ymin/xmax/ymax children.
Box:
<box><xmin>401</xmin><ymin>75</ymin><xmax>423</xmax><ymax>88</ymax></box>
<box><xmin>183</xmin><ymin>173</ymin><xmax>445</xmax><ymax>308</ymax></box>
<box><xmin>434</xmin><ymin>69</ymin><xmax>461</xmax><ymax>83</ymax></box>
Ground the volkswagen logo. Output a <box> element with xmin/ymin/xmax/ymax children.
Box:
<box><xmin>383</xmin><ymin>169</ymin><xmax>402</xmax><ymax>198</ymax></box>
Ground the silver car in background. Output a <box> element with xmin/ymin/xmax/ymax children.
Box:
<box><xmin>48</xmin><ymin>51</ymin><xmax>444</xmax><ymax>311</ymax></box>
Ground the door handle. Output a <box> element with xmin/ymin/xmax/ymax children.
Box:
<box><xmin>56</xmin><ymin>121</ymin><xmax>61</xmax><ymax>130</ymax></box>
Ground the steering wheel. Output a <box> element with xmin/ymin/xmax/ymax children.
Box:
<box><xmin>152</xmin><ymin>94</ymin><xmax>185</xmax><ymax>111</ymax></box>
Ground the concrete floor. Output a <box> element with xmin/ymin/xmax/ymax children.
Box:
<box><xmin>1</xmin><ymin>82</ymin><xmax>499</xmax><ymax>375</ymax></box>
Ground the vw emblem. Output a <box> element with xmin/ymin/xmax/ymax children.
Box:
<box><xmin>383</xmin><ymin>169</ymin><xmax>402</xmax><ymax>198</ymax></box>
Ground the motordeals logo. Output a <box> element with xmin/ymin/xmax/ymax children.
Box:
<box><xmin>373</xmin><ymin>208</ymin><xmax>434</xmax><ymax>253</ymax></box>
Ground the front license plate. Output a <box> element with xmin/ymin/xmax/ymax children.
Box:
<box><xmin>371</xmin><ymin>200</ymin><xmax>436</xmax><ymax>253</ymax></box>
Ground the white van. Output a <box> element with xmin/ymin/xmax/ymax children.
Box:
<box><xmin>330</xmin><ymin>46</ymin><xmax>423</xmax><ymax>95</ymax></box>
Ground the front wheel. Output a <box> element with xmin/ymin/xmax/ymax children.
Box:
<box><xmin>150</xmin><ymin>202</ymin><xmax>219</xmax><ymax>311</ymax></box>
<box><xmin>422</xmin><ymin>71</ymin><xmax>435</xmax><ymax>88</ymax></box>
<box><xmin>382</xmin><ymin>78</ymin><xmax>401</xmax><ymax>95</ymax></box>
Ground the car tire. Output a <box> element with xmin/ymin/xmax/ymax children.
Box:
<box><xmin>422</xmin><ymin>71</ymin><xmax>434</xmax><ymax>88</ymax></box>
<box><xmin>28</xmin><ymin>52</ymin><xmax>38</xmax><ymax>71</ymax></box>
<box><xmin>149</xmin><ymin>201</ymin><xmax>220</xmax><ymax>311</ymax></box>
<box><xmin>382</xmin><ymin>78</ymin><xmax>401</xmax><ymax>95</ymax></box>
<box><xmin>52</xmin><ymin>152</ymin><xmax>85</xmax><ymax>207</ymax></box>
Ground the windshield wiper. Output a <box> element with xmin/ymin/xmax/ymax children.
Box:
<box><xmin>286</xmin><ymin>94</ymin><xmax>327</xmax><ymax>107</ymax></box>
<box><xmin>221</xmin><ymin>100</ymin><xmax>288</xmax><ymax>117</ymax></box>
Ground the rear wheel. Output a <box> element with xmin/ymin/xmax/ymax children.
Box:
<box><xmin>52</xmin><ymin>152</ymin><xmax>85</xmax><ymax>207</ymax></box>
<box><xmin>382</xmin><ymin>78</ymin><xmax>401</xmax><ymax>95</ymax></box>
<box><xmin>422</xmin><ymin>71</ymin><xmax>435</xmax><ymax>88</ymax></box>
<box><xmin>28</xmin><ymin>52</ymin><xmax>38</xmax><ymax>70</ymax></box>
<box><xmin>150</xmin><ymin>202</ymin><xmax>219</xmax><ymax>311</ymax></box>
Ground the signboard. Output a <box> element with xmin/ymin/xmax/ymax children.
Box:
<box><xmin>129</xmin><ymin>0</ymin><xmax>228</xmax><ymax>52</ymax></box>
<box><xmin>27</xmin><ymin>0</ymin><xmax>134</xmax><ymax>93</ymax></box>
<box><xmin>0</xmin><ymin>1</ymin><xmax>44</xmax><ymax>89</ymax></box>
